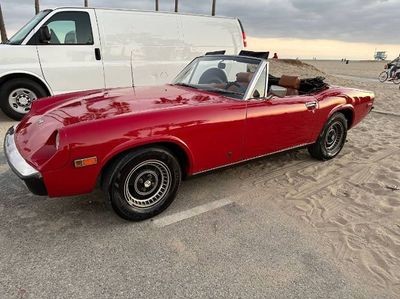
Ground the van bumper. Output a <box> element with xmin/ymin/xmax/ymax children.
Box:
<box><xmin>4</xmin><ymin>126</ymin><xmax>48</xmax><ymax>196</ymax></box>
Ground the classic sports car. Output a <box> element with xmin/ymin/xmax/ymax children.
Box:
<box><xmin>4</xmin><ymin>51</ymin><xmax>374</xmax><ymax>221</ymax></box>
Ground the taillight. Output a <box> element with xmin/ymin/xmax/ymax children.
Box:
<box><xmin>242</xmin><ymin>31</ymin><xmax>247</xmax><ymax>48</ymax></box>
<box><xmin>238</xmin><ymin>19</ymin><xmax>247</xmax><ymax>48</ymax></box>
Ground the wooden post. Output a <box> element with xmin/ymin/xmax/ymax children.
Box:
<box><xmin>155</xmin><ymin>0</ymin><xmax>159</xmax><ymax>11</ymax></box>
<box><xmin>211</xmin><ymin>0</ymin><xmax>216</xmax><ymax>16</ymax></box>
<box><xmin>84</xmin><ymin>0</ymin><xmax>88</xmax><ymax>7</ymax></box>
<box><xmin>0</xmin><ymin>2</ymin><xmax>7</xmax><ymax>43</ymax></box>
<box><xmin>35</xmin><ymin>0</ymin><xmax>40</xmax><ymax>15</ymax></box>
<box><xmin>174</xmin><ymin>0</ymin><xmax>178</xmax><ymax>12</ymax></box>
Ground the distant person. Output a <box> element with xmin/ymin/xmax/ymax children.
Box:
<box><xmin>273</xmin><ymin>53</ymin><xmax>278</xmax><ymax>59</ymax></box>
<box><xmin>387</xmin><ymin>56</ymin><xmax>400</xmax><ymax>80</ymax></box>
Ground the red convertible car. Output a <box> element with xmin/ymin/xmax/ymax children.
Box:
<box><xmin>4</xmin><ymin>52</ymin><xmax>374</xmax><ymax>220</ymax></box>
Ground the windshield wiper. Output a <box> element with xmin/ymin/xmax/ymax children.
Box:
<box><xmin>173</xmin><ymin>83</ymin><xmax>200</xmax><ymax>89</ymax></box>
<box><xmin>202</xmin><ymin>87</ymin><xmax>244</xmax><ymax>96</ymax></box>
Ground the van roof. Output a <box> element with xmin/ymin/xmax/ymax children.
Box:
<box><xmin>53</xmin><ymin>6</ymin><xmax>238</xmax><ymax>21</ymax></box>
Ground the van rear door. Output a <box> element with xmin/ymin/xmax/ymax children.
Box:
<box><xmin>31</xmin><ymin>9</ymin><xmax>104</xmax><ymax>94</ymax></box>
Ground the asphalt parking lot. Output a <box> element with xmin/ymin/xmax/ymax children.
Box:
<box><xmin>0</xmin><ymin>110</ymin><xmax>392</xmax><ymax>298</ymax></box>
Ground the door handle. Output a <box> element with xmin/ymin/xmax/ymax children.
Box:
<box><xmin>95</xmin><ymin>48</ymin><xmax>101</xmax><ymax>60</ymax></box>
<box><xmin>305</xmin><ymin>101</ymin><xmax>317</xmax><ymax>109</ymax></box>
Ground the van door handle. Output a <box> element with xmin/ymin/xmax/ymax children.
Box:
<box><xmin>95</xmin><ymin>48</ymin><xmax>101</xmax><ymax>60</ymax></box>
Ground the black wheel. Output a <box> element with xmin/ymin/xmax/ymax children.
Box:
<box><xmin>393</xmin><ymin>73</ymin><xmax>400</xmax><ymax>84</ymax></box>
<box><xmin>378</xmin><ymin>71</ymin><xmax>388</xmax><ymax>83</ymax></box>
<box><xmin>0</xmin><ymin>78</ymin><xmax>48</xmax><ymax>120</ymax></box>
<box><xmin>105</xmin><ymin>147</ymin><xmax>181</xmax><ymax>221</ymax></box>
<box><xmin>308</xmin><ymin>113</ymin><xmax>347</xmax><ymax>160</ymax></box>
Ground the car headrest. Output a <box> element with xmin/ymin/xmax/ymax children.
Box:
<box><xmin>279</xmin><ymin>75</ymin><xmax>300</xmax><ymax>89</ymax></box>
<box><xmin>236</xmin><ymin>72</ymin><xmax>253</xmax><ymax>83</ymax></box>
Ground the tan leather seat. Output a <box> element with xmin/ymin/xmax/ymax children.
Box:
<box><xmin>279</xmin><ymin>75</ymin><xmax>300</xmax><ymax>96</ymax></box>
<box><xmin>236</xmin><ymin>72</ymin><xmax>253</xmax><ymax>83</ymax></box>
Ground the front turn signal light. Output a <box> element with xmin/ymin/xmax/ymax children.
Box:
<box><xmin>74</xmin><ymin>156</ymin><xmax>98</xmax><ymax>168</ymax></box>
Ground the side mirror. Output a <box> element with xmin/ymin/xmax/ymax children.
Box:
<box><xmin>39</xmin><ymin>26</ymin><xmax>51</xmax><ymax>44</ymax></box>
<box><xmin>269</xmin><ymin>85</ymin><xmax>287</xmax><ymax>98</ymax></box>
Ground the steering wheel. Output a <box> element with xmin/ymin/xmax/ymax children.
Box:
<box><xmin>225</xmin><ymin>82</ymin><xmax>242</xmax><ymax>90</ymax></box>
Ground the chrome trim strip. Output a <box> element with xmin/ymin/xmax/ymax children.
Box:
<box><xmin>3</xmin><ymin>126</ymin><xmax>40</xmax><ymax>178</ymax></box>
<box><xmin>244</xmin><ymin>60</ymin><xmax>268</xmax><ymax>101</ymax></box>
<box><xmin>192</xmin><ymin>142</ymin><xmax>313</xmax><ymax>175</ymax></box>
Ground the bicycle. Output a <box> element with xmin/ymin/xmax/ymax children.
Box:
<box><xmin>379</xmin><ymin>65</ymin><xmax>400</xmax><ymax>84</ymax></box>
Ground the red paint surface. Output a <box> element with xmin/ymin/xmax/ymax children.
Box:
<box><xmin>15</xmin><ymin>84</ymin><xmax>374</xmax><ymax>197</ymax></box>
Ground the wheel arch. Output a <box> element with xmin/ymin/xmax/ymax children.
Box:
<box><xmin>99</xmin><ymin>140</ymin><xmax>194</xmax><ymax>191</ymax></box>
<box><xmin>0</xmin><ymin>72</ymin><xmax>53</xmax><ymax>97</ymax></box>
<box><xmin>328</xmin><ymin>105</ymin><xmax>354</xmax><ymax>129</ymax></box>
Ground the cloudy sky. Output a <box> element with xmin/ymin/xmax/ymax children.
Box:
<box><xmin>2</xmin><ymin>0</ymin><xmax>400</xmax><ymax>59</ymax></box>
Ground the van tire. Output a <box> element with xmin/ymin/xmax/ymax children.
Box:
<box><xmin>0</xmin><ymin>78</ymin><xmax>48</xmax><ymax>120</ymax></box>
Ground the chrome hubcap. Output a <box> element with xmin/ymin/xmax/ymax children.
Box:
<box><xmin>325</xmin><ymin>121</ymin><xmax>344</xmax><ymax>155</ymax></box>
<box><xmin>124</xmin><ymin>160</ymin><xmax>171</xmax><ymax>208</ymax></box>
<box><xmin>8</xmin><ymin>88</ymin><xmax>37</xmax><ymax>114</ymax></box>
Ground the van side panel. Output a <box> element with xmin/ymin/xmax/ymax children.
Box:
<box><xmin>96</xmin><ymin>10</ymin><xmax>184</xmax><ymax>88</ymax></box>
<box><xmin>95</xmin><ymin>9</ymin><xmax>243</xmax><ymax>88</ymax></box>
<box><xmin>177</xmin><ymin>15</ymin><xmax>242</xmax><ymax>58</ymax></box>
<box><xmin>0</xmin><ymin>45</ymin><xmax>44</xmax><ymax>84</ymax></box>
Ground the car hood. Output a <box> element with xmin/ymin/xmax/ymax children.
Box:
<box><xmin>28</xmin><ymin>85</ymin><xmax>225</xmax><ymax>126</ymax></box>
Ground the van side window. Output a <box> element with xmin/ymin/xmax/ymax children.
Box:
<box><xmin>251</xmin><ymin>66</ymin><xmax>266</xmax><ymax>98</ymax></box>
<box><xmin>35</xmin><ymin>11</ymin><xmax>93</xmax><ymax>45</ymax></box>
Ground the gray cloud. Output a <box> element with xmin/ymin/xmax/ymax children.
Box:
<box><xmin>2</xmin><ymin>0</ymin><xmax>400</xmax><ymax>44</ymax></box>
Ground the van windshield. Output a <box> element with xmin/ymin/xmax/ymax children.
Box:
<box><xmin>7</xmin><ymin>10</ymin><xmax>51</xmax><ymax>45</ymax></box>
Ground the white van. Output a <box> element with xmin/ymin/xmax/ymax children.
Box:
<box><xmin>0</xmin><ymin>7</ymin><xmax>246</xmax><ymax>119</ymax></box>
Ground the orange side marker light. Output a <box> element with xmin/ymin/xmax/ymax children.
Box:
<box><xmin>74</xmin><ymin>156</ymin><xmax>98</xmax><ymax>168</ymax></box>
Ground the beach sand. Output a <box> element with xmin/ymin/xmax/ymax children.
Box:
<box><xmin>267</xmin><ymin>59</ymin><xmax>400</xmax><ymax>295</ymax></box>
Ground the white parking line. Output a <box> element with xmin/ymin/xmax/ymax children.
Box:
<box><xmin>152</xmin><ymin>198</ymin><xmax>233</xmax><ymax>227</ymax></box>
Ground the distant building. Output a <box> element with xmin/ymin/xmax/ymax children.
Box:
<box><xmin>374</xmin><ymin>51</ymin><xmax>388</xmax><ymax>61</ymax></box>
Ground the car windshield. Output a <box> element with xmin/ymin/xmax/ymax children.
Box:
<box><xmin>173</xmin><ymin>56</ymin><xmax>261</xmax><ymax>99</ymax></box>
<box><xmin>7</xmin><ymin>10</ymin><xmax>51</xmax><ymax>45</ymax></box>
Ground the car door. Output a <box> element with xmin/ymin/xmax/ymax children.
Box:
<box><xmin>31</xmin><ymin>10</ymin><xmax>104</xmax><ymax>94</ymax></box>
<box><xmin>244</xmin><ymin>66</ymin><xmax>318</xmax><ymax>159</ymax></box>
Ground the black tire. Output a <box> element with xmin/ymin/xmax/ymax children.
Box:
<box><xmin>378</xmin><ymin>71</ymin><xmax>388</xmax><ymax>83</ymax></box>
<box><xmin>393</xmin><ymin>73</ymin><xmax>400</xmax><ymax>84</ymax></box>
<box><xmin>105</xmin><ymin>147</ymin><xmax>181</xmax><ymax>221</ymax></box>
<box><xmin>308</xmin><ymin>113</ymin><xmax>347</xmax><ymax>161</ymax></box>
<box><xmin>0</xmin><ymin>78</ymin><xmax>48</xmax><ymax>120</ymax></box>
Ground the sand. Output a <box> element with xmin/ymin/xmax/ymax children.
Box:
<box><xmin>267</xmin><ymin>59</ymin><xmax>400</xmax><ymax>295</ymax></box>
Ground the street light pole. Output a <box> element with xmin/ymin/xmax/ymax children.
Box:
<box><xmin>35</xmin><ymin>0</ymin><xmax>40</xmax><ymax>15</ymax></box>
<box><xmin>211</xmin><ymin>0</ymin><xmax>216</xmax><ymax>16</ymax></box>
<box><xmin>174</xmin><ymin>0</ymin><xmax>178</xmax><ymax>12</ymax></box>
<box><xmin>155</xmin><ymin>0</ymin><xmax>159</xmax><ymax>11</ymax></box>
<box><xmin>0</xmin><ymin>2</ymin><xmax>7</xmax><ymax>43</ymax></box>
<box><xmin>84</xmin><ymin>0</ymin><xmax>88</xmax><ymax>7</ymax></box>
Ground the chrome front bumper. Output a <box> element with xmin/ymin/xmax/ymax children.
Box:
<box><xmin>4</xmin><ymin>125</ymin><xmax>40</xmax><ymax>178</ymax></box>
<box><xmin>4</xmin><ymin>126</ymin><xmax>47</xmax><ymax>195</ymax></box>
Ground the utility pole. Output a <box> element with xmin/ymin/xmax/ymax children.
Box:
<box><xmin>174</xmin><ymin>0</ymin><xmax>178</xmax><ymax>12</ymax></box>
<box><xmin>34</xmin><ymin>0</ymin><xmax>40</xmax><ymax>14</ymax></box>
<box><xmin>155</xmin><ymin>0</ymin><xmax>159</xmax><ymax>11</ymax></box>
<box><xmin>84</xmin><ymin>0</ymin><xmax>88</xmax><ymax>7</ymax></box>
<box><xmin>211</xmin><ymin>0</ymin><xmax>216</xmax><ymax>16</ymax></box>
<box><xmin>0</xmin><ymin>2</ymin><xmax>7</xmax><ymax>43</ymax></box>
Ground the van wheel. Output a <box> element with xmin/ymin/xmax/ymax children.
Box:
<box><xmin>0</xmin><ymin>78</ymin><xmax>48</xmax><ymax>120</ymax></box>
<box><xmin>105</xmin><ymin>147</ymin><xmax>181</xmax><ymax>221</ymax></box>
